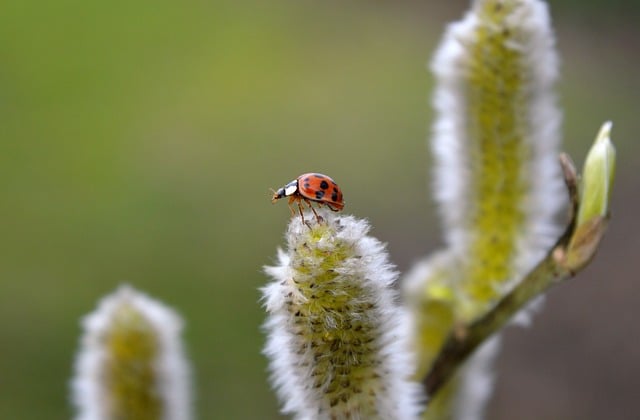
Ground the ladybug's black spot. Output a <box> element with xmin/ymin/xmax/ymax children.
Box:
<box><xmin>331</xmin><ymin>190</ymin><xmax>338</xmax><ymax>202</ymax></box>
<box><xmin>304</xmin><ymin>177</ymin><xmax>310</xmax><ymax>182</ymax></box>
<box><xmin>315</xmin><ymin>190</ymin><xmax>325</xmax><ymax>200</ymax></box>
<box><xmin>313</xmin><ymin>174</ymin><xmax>324</xmax><ymax>179</ymax></box>
<box><xmin>320</xmin><ymin>180</ymin><xmax>329</xmax><ymax>190</ymax></box>
<box><xmin>304</xmin><ymin>183</ymin><xmax>310</xmax><ymax>189</ymax></box>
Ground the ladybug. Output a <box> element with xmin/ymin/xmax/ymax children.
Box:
<box><xmin>271</xmin><ymin>173</ymin><xmax>344</xmax><ymax>223</ymax></box>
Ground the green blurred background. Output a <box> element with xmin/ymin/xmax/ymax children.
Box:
<box><xmin>1</xmin><ymin>1</ymin><xmax>638</xmax><ymax>419</ymax></box>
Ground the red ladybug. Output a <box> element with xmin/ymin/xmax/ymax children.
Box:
<box><xmin>271</xmin><ymin>173</ymin><xmax>344</xmax><ymax>223</ymax></box>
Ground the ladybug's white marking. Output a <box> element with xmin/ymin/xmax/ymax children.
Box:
<box><xmin>284</xmin><ymin>181</ymin><xmax>298</xmax><ymax>197</ymax></box>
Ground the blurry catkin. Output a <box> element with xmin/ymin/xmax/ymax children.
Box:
<box><xmin>71</xmin><ymin>286</ymin><xmax>192</xmax><ymax>420</ymax></box>
<box><xmin>430</xmin><ymin>0</ymin><xmax>564</xmax><ymax>320</ymax></box>
<box><xmin>406</xmin><ymin>0</ymin><xmax>565</xmax><ymax>418</ymax></box>
<box><xmin>262</xmin><ymin>210</ymin><xmax>422</xmax><ymax>420</ymax></box>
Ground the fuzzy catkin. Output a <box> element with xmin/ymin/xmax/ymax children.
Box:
<box><xmin>430</xmin><ymin>0</ymin><xmax>564</xmax><ymax>319</ymax></box>
<box><xmin>71</xmin><ymin>286</ymin><xmax>192</xmax><ymax>420</ymax></box>
<box><xmin>406</xmin><ymin>1</ymin><xmax>566</xmax><ymax>419</ymax></box>
<box><xmin>263</xmin><ymin>210</ymin><xmax>422</xmax><ymax>420</ymax></box>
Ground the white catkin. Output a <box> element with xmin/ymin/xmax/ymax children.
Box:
<box><xmin>431</xmin><ymin>0</ymin><xmax>565</xmax><ymax>282</ymax></box>
<box><xmin>419</xmin><ymin>0</ymin><xmax>566</xmax><ymax>418</ymax></box>
<box><xmin>262</xmin><ymin>210</ymin><xmax>423</xmax><ymax>420</ymax></box>
<box><xmin>71</xmin><ymin>285</ymin><xmax>192</xmax><ymax>420</ymax></box>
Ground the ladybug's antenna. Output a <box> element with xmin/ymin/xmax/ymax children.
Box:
<box><xmin>269</xmin><ymin>188</ymin><xmax>280</xmax><ymax>204</ymax></box>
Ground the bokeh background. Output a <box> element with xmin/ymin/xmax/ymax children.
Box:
<box><xmin>1</xmin><ymin>0</ymin><xmax>638</xmax><ymax>419</ymax></box>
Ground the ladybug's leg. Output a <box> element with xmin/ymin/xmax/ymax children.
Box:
<box><xmin>297</xmin><ymin>200</ymin><xmax>307</xmax><ymax>226</ymax></box>
<box><xmin>287</xmin><ymin>196</ymin><xmax>297</xmax><ymax>217</ymax></box>
<box><xmin>288</xmin><ymin>196</ymin><xmax>307</xmax><ymax>225</ymax></box>
<box><xmin>306</xmin><ymin>201</ymin><xmax>323</xmax><ymax>223</ymax></box>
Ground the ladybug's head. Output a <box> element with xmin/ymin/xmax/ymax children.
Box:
<box><xmin>271</xmin><ymin>179</ymin><xmax>298</xmax><ymax>203</ymax></box>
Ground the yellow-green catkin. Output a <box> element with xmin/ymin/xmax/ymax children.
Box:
<box><xmin>438</xmin><ymin>0</ymin><xmax>563</xmax><ymax>321</ymax></box>
<box><xmin>263</xmin><ymin>210</ymin><xmax>421</xmax><ymax>420</ymax></box>
<box><xmin>407</xmin><ymin>0</ymin><xmax>564</xmax><ymax>418</ymax></box>
<box><xmin>103</xmin><ymin>304</ymin><xmax>162</xmax><ymax>420</ymax></box>
<box><xmin>404</xmin><ymin>253</ymin><xmax>459</xmax><ymax>420</ymax></box>
<box><xmin>404</xmin><ymin>251</ymin><xmax>458</xmax><ymax>380</ymax></box>
<box><xmin>72</xmin><ymin>286</ymin><xmax>192</xmax><ymax>420</ymax></box>
<box><xmin>460</xmin><ymin>0</ymin><xmax>530</xmax><ymax>317</ymax></box>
